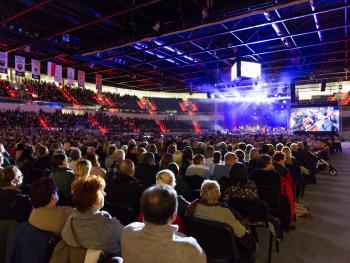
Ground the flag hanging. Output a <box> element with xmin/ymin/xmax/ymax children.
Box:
<box><xmin>47</xmin><ymin>61</ymin><xmax>56</xmax><ymax>76</ymax></box>
<box><xmin>31</xmin><ymin>59</ymin><xmax>40</xmax><ymax>80</ymax></box>
<box><xmin>54</xmin><ymin>64</ymin><xmax>62</xmax><ymax>83</ymax></box>
<box><xmin>0</xmin><ymin>52</ymin><xmax>8</xmax><ymax>74</ymax></box>
<box><xmin>78</xmin><ymin>70</ymin><xmax>85</xmax><ymax>88</ymax></box>
<box><xmin>15</xmin><ymin>55</ymin><xmax>25</xmax><ymax>77</ymax></box>
<box><xmin>96</xmin><ymin>74</ymin><xmax>102</xmax><ymax>92</ymax></box>
<box><xmin>67</xmin><ymin>67</ymin><xmax>75</xmax><ymax>85</ymax></box>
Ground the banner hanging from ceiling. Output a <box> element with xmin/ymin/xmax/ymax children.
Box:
<box><xmin>31</xmin><ymin>59</ymin><xmax>40</xmax><ymax>80</ymax></box>
<box><xmin>96</xmin><ymin>74</ymin><xmax>102</xmax><ymax>92</ymax></box>
<box><xmin>54</xmin><ymin>64</ymin><xmax>62</xmax><ymax>83</ymax></box>
<box><xmin>78</xmin><ymin>70</ymin><xmax>85</xmax><ymax>88</ymax></box>
<box><xmin>0</xmin><ymin>52</ymin><xmax>8</xmax><ymax>74</ymax></box>
<box><xmin>67</xmin><ymin>67</ymin><xmax>75</xmax><ymax>85</ymax></box>
<box><xmin>47</xmin><ymin>61</ymin><xmax>56</xmax><ymax>77</ymax></box>
<box><xmin>15</xmin><ymin>55</ymin><xmax>25</xmax><ymax>77</ymax></box>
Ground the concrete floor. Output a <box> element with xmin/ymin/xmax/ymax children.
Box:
<box><xmin>256</xmin><ymin>142</ymin><xmax>350</xmax><ymax>263</ymax></box>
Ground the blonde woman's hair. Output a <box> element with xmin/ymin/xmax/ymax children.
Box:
<box><xmin>249</xmin><ymin>148</ymin><xmax>260</xmax><ymax>161</ymax></box>
<box><xmin>156</xmin><ymin>169</ymin><xmax>176</xmax><ymax>188</ymax></box>
<box><xmin>281</xmin><ymin>147</ymin><xmax>292</xmax><ymax>164</ymax></box>
<box><xmin>74</xmin><ymin>159</ymin><xmax>92</xmax><ymax>178</ymax></box>
<box><xmin>200</xmin><ymin>180</ymin><xmax>220</xmax><ymax>204</ymax></box>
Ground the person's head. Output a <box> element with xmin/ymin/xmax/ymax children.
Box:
<box><xmin>141</xmin><ymin>152</ymin><xmax>155</xmax><ymax>166</ymax></box>
<box><xmin>51</xmin><ymin>153</ymin><xmax>69</xmax><ymax>169</ymax></box>
<box><xmin>0</xmin><ymin>166</ymin><xmax>23</xmax><ymax>188</ymax></box>
<box><xmin>290</xmin><ymin>143</ymin><xmax>298</xmax><ymax>152</ymax></box>
<box><xmin>0</xmin><ymin>152</ymin><xmax>4</xmax><ymax>166</ymax></box>
<box><xmin>166</xmin><ymin>144</ymin><xmax>177</xmax><ymax>155</ymax></box>
<box><xmin>204</xmin><ymin>146</ymin><xmax>214</xmax><ymax>159</ymax></box>
<box><xmin>119</xmin><ymin>159</ymin><xmax>135</xmax><ymax>177</ymax></box>
<box><xmin>160</xmin><ymin>153</ymin><xmax>174</xmax><ymax>170</ymax></box>
<box><xmin>273</xmin><ymin>151</ymin><xmax>285</xmax><ymax>166</ymax></box>
<box><xmin>224</xmin><ymin>152</ymin><xmax>238</xmax><ymax>166</ymax></box>
<box><xmin>237</xmin><ymin>142</ymin><xmax>247</xmax><ymax>151</ymax></box>
<box><xmin>74</xmin><ymin>159</ymin><xmax>92</xmax><ymax>178</ymax></box>
<box><xmin>128</xmin><ymin>144</ymin><xmax>138</xmax><ymax>154</ymax></box>
<box><xmin>267</xmin><ymin>144</ymin><xmax>275</xmax><ymax>156</ymax></box>
<box><xmin>85</xmin><ymin>153</ymin><xmax>100</xmax><ymax>167</ymax></box>
<box><xmin>168</xmin><ymin>162</ymin><xmax>179</xmax><ymax>176</ymax></box>
<box><xmin>121</xmin><ymin>145</ymin><xmax>128</xmax><ymax>153</ymax></box>
<box><xmin>37</xmin><ymin>145</ymin><xmax>49</xmax><ymax>157</ymax></box>
<box><xmin>281</xmin><ymin>147</ymin><xmax>292</xmax><ymax>164</ymax></box>
<box><xmin>173</xmin><ymin>150</ymin><xmax>183</xmax><ymax>166</ymax></box>
<box><xmin>249</xmin><ymin>148</ymin><xmax>260</xmax><ymax>161</ymax></box>
<box><xmin>213</xmin><ymin>151</ymin><xmax>222</xmax><ymax>164</ymax></box>
<box><xmin>259</xmin><ymin>154</ymin><xmax>274</xmax><ymax>171</ymax></box>
<box><xmin>69</xmin><ymin>147</ymin><xmax>82</xmax><ymax>161</ymax></box>
<box><xmin>29</xmin><ymin>177</ymin><xmax>58</xmax><ymax>208</ymax></box>
<box><xmin>181</xmin><ymin>146</ymin><xmax>193</xmax><ymax>166</ymax></box>
<box><xmin>147</xmin><ymin>143</ymin><xmax>157</xmax><ymax>154</ymax></box>
<box><xmin>72</xmin><ymin>176</ymin><xmax>106</xmax><ymax>212</ymax></box>
<box><xmin>107</xmin><ymin>145</ymin><xmax>117</xmax><ymax>156</ymax></box>
<box><xmin>141</xmin><ymin>185</ymin><xmax>177</xmax><ymax>225</ymax></box>
<box><xmin>261</xmin><ymin>144</ymin><xmax>269</xmax><ymax>155</ymax></box>
<box><xmin>275</xmin><ymin>143</ymin><xmax>284</xmax><ymax>152</ymax></box>
<box><xmin>18</xmin><ymin>147</ymin><xmax>33</xmax><ymax>162</ymax></box>
<box><xmin>235</xmin><ymin>149</ymin><xmax>246</xmax><ymax>162</ymax></box>
<box><xmin>193</xmin><ymin>154</ymin><xmax>205</xmax><ymax>165</ymax></box>
<box><xmin>113</xmin><ymin>149</ymin><xmax>125</xmax><ymax>162</ymax></box>
<box><xmin>200</xmin><ymin>180</ymin><xmax>220</xmax><ymax>204</ymax></box>
<box><xmin>297</xmin><ymin>142</ymin><xmax>304</xmax><ymax>150</ymax></box>
<box><xmin>156</xmin><ymin>169</ymin><xmax>176</xmax><ymax>188</ymax></box>
<box><xmin>229</xmin><ymin>162</ymin><xmax>248</xmax><ymax>185</ymax></box>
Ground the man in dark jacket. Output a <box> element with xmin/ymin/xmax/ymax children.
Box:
<box><xmin>135</xmin><ymin>152</ymin><xmax>158</xmax><ymax>188</ymax></box>
<box><xmin>106</xmin><ymin>159</ymin><xmax>143</xmax><ymax>212</ymax></box>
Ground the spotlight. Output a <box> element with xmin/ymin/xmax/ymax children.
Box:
<box><xmin>18</xmin><ymin>27</ymin><xmax>23</xmax><ymax>33</ymax></box>
<box><xmin>153</xmin><ymin>21</ymin><xmax>161</xmax><ymax>32</ymax></box>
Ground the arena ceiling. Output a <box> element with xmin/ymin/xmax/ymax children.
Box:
<box><xmin>0</xmin><ymin>0</ymin><xmax>348</xmax><ymax>92</ymax></box>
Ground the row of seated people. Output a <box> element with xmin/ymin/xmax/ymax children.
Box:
<box><xmin>0</xmin><ymin>131</ymin><xmax>337</xmax><ymax>262</ymax></box>
<box><xmin>0</xmin><ymin>109</ymin><xmax>219</xmax><ymax>132</ymax></box>
<box><xmin>0</xmin><ymin>79</ymin><xmax>216</xmax><ymax>113</ymax></box>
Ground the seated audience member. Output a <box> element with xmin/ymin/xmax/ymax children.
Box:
<box><xmin>223</xmin><ymin>162</ymin><xmax>258</xmax><ymax>204</ymax></box>
<box><xmin>159</xmin><ymin>153</ymin><xmax>174</xmax><ymax>170</ymax></box>
<box><xmin>16</xmin><ymin>146</ymin><xmax>38</xmax><ymax>185</ymax></box>
<box><xmin>185</xmin><ymin>154</ymin><xmax>211</xmax><ymax>178</ymax></box>
<box><xmin>247</xmin><ymin>148</ymin><xmax>260</xmax><ymax>175</ymax></box>
<box><xmin>86</xmin><ymin>153</ymin><xmax>106</xmax><ymax>178</ymax></box>
<box><xmin>186</xmin><ymin>180</ymin><xmax>256</xmax><ymax>259</ymax></box>
<box><xmin>50</xmin><ymin>153</ymin><xmax>74</xmax><ymax>205</ymax></box>
<box><xmin>105</xmin><ymin>145</ymin><xmax>117</xmax><ymax>170</ymax></box>
<box><xmin>204</xmin><ymin>146</ymin><xmax>215</xmax><ymax>166</ymax></box>
<box><xmin>250</xmin><ymin>155</ymin><xmax>293</xmax><ymax>230</ymax></box>
<box><xmin>273</xmin><ymin>152</ymin><xmax>296</xmax><ymax>222</ymax></box>
<box><xmin>275</xmin><ymin>143</ymin><xmax>284</xmax><ymax>152</ymax></box>
<box><xmin>125</xmin><ymin>144</ymin><xmax>138</xmax><ymax>164</ymax></box>
<box><xmin>35</xmin><ymin>144</ymin><xmax>50</xmax><ymax>170</ymax></box>
<box><xmin>72</xmin><ymin>159</ymin><xmax>92</xmax><ymax>185</ymax></box>
<box><xmin>122</xmin><ymin>185</ymin><xmax>206</xmax><ymax>263</ymax></box>
<box><xmin>0</xmin><ymin>143</ymin><xmax>11</xmax><ymax>167</ymax></box>
<box><xmin>107</xmin><ymin>149</ymin><xmax>125</xmax><ymax>180</ymax></box>
<box><xmin>135</xmin><ymin>152</ymin><xmax>158</xmax><ymax>188</ymax></box>
<box><xmin>157</xmin><ymin>169</ymin><xmax>189</xmax><ymax>217</ymax></box>
<box><xmin>105</xmin><ymin>159</ymin><xmax>143</xmax><ymax>211</ymax></box>
<box><xmin>235</xmin><ymin>149</ymin><xmax>246</xmax><ymax>164</ymax></box>
<box><xmin>180</xmin><ymin>146</ymin><xmax>193</xmax><ymax>176</ymax></box>
<box><xmin>209</xmin><ymin>151</ymin><xmax>222</xmax><ymax>175</ymax></box>
<box><xmin>294</xmin><ymin>142</ymin><xmax>317</xmax><ymax>184</ymax></box>
<box><xmin>62</xmin><ymin>176</ymin><xmax>123</xmax><ymax>255</ymax></box>
<box><xmin>212</xmin><ymin>152</ymin><xmax>238</xmax><ymax>181</ymax></box>
<box><xmin>68</xmin><ymin>147</ymin><xmax>81</xmax><ymax>171</ymax></box>
<box><xmin>168</xmin><ymin>162</ymin><xmax>192</xmax><ymax>201</ymax></box>
<box><xmin>281</xmin><ymin>146</ymin><xmax>301</xmax><ymax>187</ymax></box>
<box><xmin>28</xmin><ymin>177</ymin><xmax>73</xmax><ymax>235</ymax></box>
<box><xmin>138</xmin><ymin>169</ymin><xmax>188</xmax><ymax>233</ymax></box>
<box><xmin>0</xmin><ymin>166</ymin><xmax>32</xmax><ymax>221</ymax></box>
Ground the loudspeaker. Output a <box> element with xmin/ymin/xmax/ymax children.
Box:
<box><xmin>321</xmin><ymin>80</ymin><xmax>326</xmax><ymax>92</ymax></box>
<box><xmin>207</xmin><ymin>92</ymin><xmax>211</xmax><ymax>99</ymax></box>
<box><xmin>290</xmin><ymin>80</ymin><xmax>296</xmax><ymax>103</ymax></box>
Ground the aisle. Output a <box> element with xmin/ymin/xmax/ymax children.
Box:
<box><xmin>256</xmin><ymin>142</ymin><xmax>350</xmax><ymax>263</ymax></box>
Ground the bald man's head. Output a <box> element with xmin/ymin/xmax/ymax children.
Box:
<box><xmin>119</xmin><ymin>159</ymin><xmax>135</xmax><ymax>177</ymax></box>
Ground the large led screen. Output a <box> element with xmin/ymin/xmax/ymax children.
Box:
<box><xmin>290</xmin><ymin>106</ymin><xmax>339</xmax><ymax>132</ymax></box>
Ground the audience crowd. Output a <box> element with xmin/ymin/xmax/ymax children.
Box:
<box><xmin>0</xmin><ymin>124</ymin><xmax>341</xmax><ymax>262</ymax></box>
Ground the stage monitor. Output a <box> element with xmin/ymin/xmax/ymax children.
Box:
<box><xmin>231</xmin><ymin>61</ymin><xmax>261</xmax><ymax>81</ymax></box>
<box><xmin>290</xmin><ymin>106</ymin><xmax>339</xmax><ymax>132</ymax></box>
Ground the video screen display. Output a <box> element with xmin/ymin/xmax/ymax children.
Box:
<box><xmin>290</xmin><ymin>106</ymin><xmax>339</xmax><ymax>132</ymax></box>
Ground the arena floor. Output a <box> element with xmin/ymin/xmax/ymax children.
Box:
<box><xmin>256</xmin><ymin>142</ymin><xmax>350</xmax><ymax>263</ymax></box>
